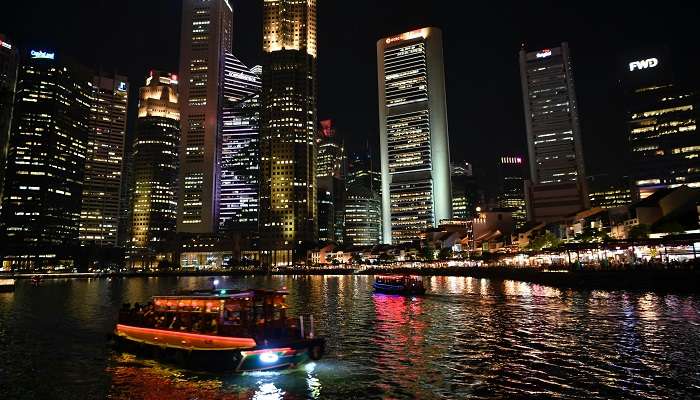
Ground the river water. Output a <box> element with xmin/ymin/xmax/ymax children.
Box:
<box><xmin>0</xmin><ymin>275</ymin><xmax>699</xmax><ymax>399</ymax></box>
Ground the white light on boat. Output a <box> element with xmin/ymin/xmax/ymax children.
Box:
<box><xmin>259</xmin><ymin>351</ymin><xmax>279</xmax><ymax>363</ymax></box>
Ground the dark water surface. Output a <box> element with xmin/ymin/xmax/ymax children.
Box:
<box><xmin>1</xmin><ymin>275</ymin><xmax>699</xmax><ymax>399</ymax></box>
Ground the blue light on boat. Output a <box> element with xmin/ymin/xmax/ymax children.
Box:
<box><xmin>260</xmin><ymin>351</ymin><xmax>279</xmax><ymax>363</ymax></box>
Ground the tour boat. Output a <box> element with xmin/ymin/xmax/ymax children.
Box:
<box><xmin>113</xmin><ymin>288</ymin><xmax>325</xmax><ymax>372</ymax></box>
<box><xmin>373</xmin><ymin>275</ymin><xmax>426</xmax><ymax>295</ymax></box>
<box><xmin>0</xmin><ymin>278</ymin><xmax>15</xmax><ymax>292</ymax></box>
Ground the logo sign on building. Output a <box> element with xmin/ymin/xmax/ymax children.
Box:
<box><xmin>629</xmin><ymin>58</ymin><xmax>659</xmax><ymax>72</ymax></box>
<box><xmin>225</xmin><ymin>71</ymin><xmax>259</xmax><ymax>83</ymax></box>
<box><xmin>385</xmin><ymin>28</ymin><xmax>427</xmax><ymax>45</ymax></box>
<box><xmin>0</xmin><ymin>40</ymin><xmax>11</xmax><ymax>50</ymax></box>
<box><xmin>30</xmin><ymin>50</ymin><xmax>55</xmax><ymax>60</ymax></box>
<box><xmin>536</xmin><ymin>49</ymin><xmax>552</xmax><ymax>58</ymax></box>
<box><xmin>117</xmin><ymin>82</ymin><xmax>128</xmax><ymax>92</ymax></box>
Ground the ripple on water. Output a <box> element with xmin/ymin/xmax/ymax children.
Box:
<box><xmin>1</xmin><ymin>277</ymin><xmax>700</xmax><ymax>399</ymax></box>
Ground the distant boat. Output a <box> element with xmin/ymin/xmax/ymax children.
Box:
<box><xmin>373</xmin><ymin>275</ymin><xmax>426</xmax><ymax>295</ymax></box>
<box><xmin>0</xmin><ymin>278</ymin><xmax>15</xmax><ymax>292</ymax></box>
<box><xmin>113</xmin><ymin>288</ymin><xmax>325</xmax><ymax>372</ymax></box>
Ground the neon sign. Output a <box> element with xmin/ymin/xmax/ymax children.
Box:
<box><xmin>536</xmin><ymin>49</ymin><xmax>552</xmax><ymax>58</ymax></box>
<box><xmin>0</xmin><ymin>40</ymin><xmax>11</xmax><ymax>50</ymax></box>
<box><xmin>31</xmin><ymin>50</ymin><xmax>55</xmax><ymax>60</ymax></box>
<box><xmin>629</xmin><ymin>58</ymin><xmax>659</xmax><ymax>72</ymax></box>
<box><xmin>117</xmin><ymin>82</ymin><xmax>128</xmax><ymax>92</ymax></box>
<box><xmin>385</xmin><ymin>29</ymin><xmax>427</xmax><ymax>45</ymax></box>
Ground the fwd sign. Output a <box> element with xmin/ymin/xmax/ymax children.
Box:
<box><xmin>629</xmin><ymin>58</ymin><xmax>659</xmax><ymax>72</ymax></box>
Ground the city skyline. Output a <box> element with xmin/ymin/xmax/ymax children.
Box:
<box><xmin>3</xmin><ymin>1</ymin><xmax>700</xmax><ymax>181</ymax></box>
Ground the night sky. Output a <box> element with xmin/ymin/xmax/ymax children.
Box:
<box><xmin>3</xmin><ymin>0</ymin><xmax>700</xmax><ymax>188</ymax></box>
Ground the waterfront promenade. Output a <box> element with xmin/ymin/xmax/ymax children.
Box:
<box><xmin>4</xmin><ymin>261</ymin><xmax>699</xmax><ymax>292</ymax></box>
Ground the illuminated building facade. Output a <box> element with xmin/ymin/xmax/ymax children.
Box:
<box><xmin>497</xmin><ymin>156</ymin><xmax>527</xmax><ymax>228</ymax></box>
<box><xmin>79</xmin><ymin>75</ymin><xmax>128</xmax><ymax>247</ymax></box>
<box><xmin>0</xmin><ymin>34</ymin><xmax>18</xmax><ymax>210</ymax></box>
<box><xmin>316</xmin><ymin>119</ymin><xmax>345</xmax><ymax>243</ymax></box>
<box><xmin>259</xmin><ymin>0</ymin><xmax>318</xmax><ymax>266</ymax></box>
<box><xmin>219</xmin><ymin>54</ymin><xmax>261</xmax><ymax>232</ymax></box>
<box><xmin>587</xmin><ymin>174</ymin><xmax>634</xmax><ymax>209</ymax></box>
<box><xmin>0</xmin><ymin>51</ymin><xmax>91</xmax><ymax>269</ymax></box>
<box><xmin>177</xmin><ymin>0</ymin><xmax>233</xmax><ymax>233</ymax></box>
<box><xmin>621</xmin><ymin>49</ymin><xmax>700</xmax><ymax>198</ymax></box>
<box><xmin>519</xmin><ymin>43</ymin><xmax>589</xmax><ymax>222</ymax></box>
<box><xmin>347</xmin><ymin>152</ymin><xmax>381</xmax><ymax>191</ymax></box>
<box><xmin>377</xmin><ymin>27</ymin><xmax>452</xmax><ymax>244</ymax></box>
<box><xmin>344</xmin><ymin>183</ymin><xmax>381</xmax><ymax>248</ymax></box>
<box><xmin>450</xmin><ymin>162</ymin><xmax>479</xmax><ymax>221</ymax></box>
<box><xmin>128</xmin><ymin>72</ymin><xmax>180</xmax><ymax>266</ymax></box>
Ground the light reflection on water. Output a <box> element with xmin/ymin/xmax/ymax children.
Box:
<box><xmin>0</xmin><ymin>275</ymin><xmax>699</xmax><ymax>399</ymax></box>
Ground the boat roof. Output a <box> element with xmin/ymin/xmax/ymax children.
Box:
<box><xmin>153</xmin><ymin>288</ymin><xmax>289</xmax><ymax>301</ymax></box>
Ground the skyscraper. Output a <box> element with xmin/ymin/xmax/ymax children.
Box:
<box><xmin>128</xmin><ymin>71</ymin><xmax>180</xmax><ymax>267</ymax></box>
<box><xmin>177</xmin><ymin>0</ymin><xmax>233</xmax><ymax>233</ymax></box>
<box><xmin>377</xmin><ymin>27</ymin><xmax>452</xmax><ymax>245</ymax></box>
<box><xmin>344</xmin><ymin>183</ymin><xmax>381</xmax><ymax>248</ymax></box>
<box><xmin>587</xmin><ymin>174</ymin><xmax>634</xmax><ymax>209</ymax></box>
<box><xmin>519</xmin><ymin>43</ymin><xmax>589</xmax><ymax>222</ymax></box>
<box><xmin>219</xmin><ymin>54</ymin><xmax>261</xmax><ymax>232</ymax></box>
<box><xmin>347</xmin><ymin>152</ymin><xmax>381</xmax><ymax>192</ymax></box>
<box><xmin>259</xmin><ymin>0</ymin><xmax>318</xmax><ymax>267</ymax></box>
<box><xmin>621</xmin><ymin>48</ymin><xmax>699</xmax><ymax>198</ymax></box>
<box><xmin>0</xmin><ymin>50</ymin><xmax>91</xmax><ymax>269</ymax></box>
<box><xmin>451</xmin><ymin>162</ymin><xmax>479</xmax><ymax>221</ymax></box>
<box><xmin>496</xmin><ymin>156</ymin><xmax>527</xmax><ymax>229</ymax></box>
<box><xmin>0</xmin><ymin>34</ymin><xmax>18</xmax><ymax>210</ymax></box>
<box><xmin>316</xmin><ymin>119</ymin><xmax>345</xmax><ymax>243</ymax></box>
<box><xmin>79</xmin><ymin>74</ymin><xmax>128</xmax><ymax>247</ymax></box>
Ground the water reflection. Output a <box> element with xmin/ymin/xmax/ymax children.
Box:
<box><xmin>1</xmin><ymin>276</ymin><xmax>699</xmax><ymax>399</ymax></box>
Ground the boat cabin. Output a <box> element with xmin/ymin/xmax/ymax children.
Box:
<box><xmin>119</xmin><ymin>289</ymin><xmax>296</xmax><ymax>341</ymax></box>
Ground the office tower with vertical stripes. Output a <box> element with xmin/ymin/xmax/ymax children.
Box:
<box><xmin>219</xmin><ymin>53</ymin><xmax>261</xmax><ymax>232</ymax></box>
<box><xmin>377</xmin><ymin>27</ymin><xmax>452</xmax><ymax>245</ymax></box>
<box><xmin>177</xmin><ymin>0</ymin><xmax>233</xmax><ymax>233</ymax></box>
<box><xmin>259</xmin><ymin>0</ymin><xmax>318</xmax><ymax>267</ymax></box>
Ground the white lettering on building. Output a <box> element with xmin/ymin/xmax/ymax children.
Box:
<box><xmin>629</xmin><ymin>58</ymin><xmax>659</xmax><ymax>72</ymax></box>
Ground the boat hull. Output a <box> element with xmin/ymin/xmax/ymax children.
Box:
<box><xmin>373</xmin><ymin>282</ymin><xmax>426</xmax><ymax>295</ymax></box>
<box><xmin>113</xmin><ymin>324</ymin><xmax>324</xmax><ymax>372</ymax></box>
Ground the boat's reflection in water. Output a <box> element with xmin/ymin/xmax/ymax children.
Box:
<box><xmin>110</xmin><ymin>353</ymin><xmax>324</xmax><ymax>399</ymax></box>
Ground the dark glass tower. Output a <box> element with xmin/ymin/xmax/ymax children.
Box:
<box><xmin>0</xmin><ymin>50</ymin><xmax>91</xmax><ymax>270</ymax></box>
<box><xmin>259</xmin><ymin>0</ymin><xmax>318</xmax><ymax>267</ymax></box>
<box><xmin>497</xmin><ymin>156</ymin><xmax>527</xmax><ymax>229</ymax></box>
<box><xmin>0</xmin><ymin>34</ymin><xmax>18</xmax><ymax>211</ymax></box>
<box><xmin>316</xmin><ymin>119</ymin><xmax>345</xmax><ymax>244</ymax></box>
<box><xmin>620</xmin><ymin>48</ymin><xmax>699</xmax><ymax>198</ymax></box>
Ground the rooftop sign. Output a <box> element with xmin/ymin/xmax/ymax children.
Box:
<box><xmin>629</xmin><ymin>58</ymin><xmax>659</xmax><ymax>72</ymax></box>
<box><xmin>536</xmin><ymin>49</ymin><xmax>552</xmax><ymax>58</ymax></box>
<box><xmin>385</xmin><ymin>29</ymin><xmax>427</xmax><ymax>45</ymax></box>
<box><xmin>0</xmin><ymin>40</ymin><xmax>11</xmax><ymax>50</ymax></box>
<box><xmin>30</xmin><ymin>50</ymin><xmax>54</xmax><ymax>60</ymax></box>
